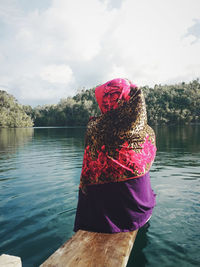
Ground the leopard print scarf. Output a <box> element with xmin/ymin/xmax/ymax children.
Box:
<box><xmin>80</xmin><ymin>81</ymin><xmax>156</xmax><ymax>189</ymax></box>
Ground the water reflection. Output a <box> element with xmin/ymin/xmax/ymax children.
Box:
<box><xmin>0</xmin><ymin>128</ymin><xmax>34</xmax><ymax>154</ymax></box>
<box><xmin>153</xmin><ymin>125</ymin><xmax>200</xmax><ymax>153</ymax></box>
<box><xmin>33</xmin><ymin>127</ymin><xmax>86</xmax><ymax>149</ymax></box>
<box><xmin>33</xmin><ymin>127</ymin><xmax>86</xmax><ymax>140</ymax></box>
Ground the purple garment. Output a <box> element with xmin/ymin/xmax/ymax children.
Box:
<box><xmin>74</xmin><ymin>172</ymin><xmax>156</xmax><ymax>233</ymax></box>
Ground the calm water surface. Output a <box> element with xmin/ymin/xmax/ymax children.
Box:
<box><xmin>0</xmin><ymin>126</ymin><xmax>199</xmax><ymax>267</ymax></box>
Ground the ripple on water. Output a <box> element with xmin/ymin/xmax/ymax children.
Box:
<box><xmin>1</xmin><ymin>127</ymin><xmax>200</xmax><ymax>267</ymax></box>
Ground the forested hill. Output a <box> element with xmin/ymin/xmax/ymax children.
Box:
<box><xmin>32</xmin><ymin>79</ymin><xmax>200</xmax><ymax>126</ymax></box>
<box><xmin>143</xmin><ymin>79</ymin><xmax>200</xmax><ymax>125</ymax></box>
<box><xmin>0</xmin><ymin>90</ymin><xmax>33</xmax><ymax>127</ymax></box>
<box><xmin>0</xmin><ymin>79</ymin><xmax>200</xmax><ymax>128</ymax></box>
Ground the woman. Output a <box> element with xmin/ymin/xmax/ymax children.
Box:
<box><xmin>74</xmin><ymin>78</ymin><xmax>157</xmax><ymax>233</ymax></box>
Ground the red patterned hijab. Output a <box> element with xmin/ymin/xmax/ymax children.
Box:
<box><xmin>95</xmin><ymin>78</ymin><xmax>136</xmax><ymax>113</ymax></box>
<box><xmin>80</xmin><ymin>78</ymin><xmax>156</xmax><ymax>189</ymax></box>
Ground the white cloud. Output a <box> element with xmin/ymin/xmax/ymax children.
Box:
<box><xmin>184</xmin><ymin>19</ymin><xmax>200</xmax><ymax>44</ymax></box>
<box><xmin>40</xmin><ymin>64</ymin><xmax>73</xmax><ymax>84</ymax></box>
<box><xmin>0</xmin><ymin>0</ymin><xmax>200</xmax><ymax>106</ymax></box>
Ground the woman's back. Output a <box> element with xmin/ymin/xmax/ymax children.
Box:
<box><xmin>74</xmin><ymin>78</ymin><xmax>157</xmax><ymax>233</ymax></box>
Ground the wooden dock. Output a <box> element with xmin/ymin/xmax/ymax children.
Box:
<box><xmin>40</xmin><ymin>229</ymin><xmax>138</xmax><ymax>267</ymax></box>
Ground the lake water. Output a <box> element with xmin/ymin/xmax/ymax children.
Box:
<box><xmin>0</xmin><ymin>126</ymin><xmax>199</xmax><ymax>267</ymax></box>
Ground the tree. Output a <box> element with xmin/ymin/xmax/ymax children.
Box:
<box><xmin>0</xmin><ymin>90</ymin><xmax>33</xmax><ymax>128</ymax></box>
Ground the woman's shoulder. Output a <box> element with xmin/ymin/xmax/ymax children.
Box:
<box><xmin>86</xmin><ymin>116</ymin><xmax>100</xmax><ymax>131</ymax></box>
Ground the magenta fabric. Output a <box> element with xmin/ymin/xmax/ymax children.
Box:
<box><xmin>80</xmin><ymin>78</ymin><xmax>156</xmax><ymax>189</ymax></box>
<box><xmin>95</xmin><ymin>78</ymin><xmax>137</xmax><ymax>114</ymax></box>
<box><xmin>74</xmin><ymin>172</ymin><xmax>156</xmax><ymax>233</ymax></box>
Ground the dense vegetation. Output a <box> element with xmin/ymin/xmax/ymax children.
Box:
<box><xmin>31</xmin><ymin>88</ymin><xmax>99</xmax><ymax>127</ymax></box>
<box><xmin>143</xmin><ymin>79</ymin><xmax>200</xmax><ymax>125</ymax></box>
<box><xmin>0</xmin><ymin>91</ymin><xmax>33</xmax><ymax>127</ymax></box>
<box><xmin>32</xmin><ymin>79</ymin><xmax>200</xmax><ymax>126</ymax></box>
<box><xmin>0</xmin><ymin>79</ymin><xmax>199</xmax><ymax>128</ymax></box>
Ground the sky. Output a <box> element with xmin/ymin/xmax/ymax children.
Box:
<box><xmin>0</xmin><ymin>0</ymin><xmax>200</xmax><ymax>107</ymax></box>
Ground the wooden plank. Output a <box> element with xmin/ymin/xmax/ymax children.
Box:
<box><xmin>40</xmin><ymin>230</ymin><xmax>138</xmax><ymax>267</ymax></box>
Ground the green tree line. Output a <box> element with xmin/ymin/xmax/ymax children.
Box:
<box><xmin>0</xmin><ymin>90</ymin><xmax>33</xmax><ymax>127</ymax></box>
<box><xmin>0</xmin><ymin>79</ymin><xmax>199</xmax><ymax>128</ymax></box>
<box><xmin>142</xmin><ymin>79</ymin><xmax>200</xmax><ymax>125</ymax></box>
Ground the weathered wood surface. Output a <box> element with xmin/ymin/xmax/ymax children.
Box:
<box><xmin>0</xmin><ymin>254</ymin><xmax>22</xmax><ymax>267</ymax></box>
<box><xmin>40</xmin><ymin>229</ymin><xmax>138</xmax><ymax>267</ymax></box>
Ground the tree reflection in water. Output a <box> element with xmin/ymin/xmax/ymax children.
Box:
<box><xmin>0</xmin><ymin>128</ymin><xmax>34</xmax><ymax>154</ymax></box>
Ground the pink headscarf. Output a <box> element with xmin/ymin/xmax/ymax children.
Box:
<box><xmin>95</xmin><ymin>78</ymin><xmax>137</xmax><ymax>114</ymax></box>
